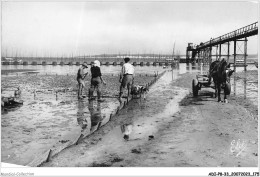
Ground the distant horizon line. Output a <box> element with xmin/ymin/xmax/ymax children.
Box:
<box><xmin>2</xmin><ymin>53</ymin><xmax>258</xmax><ymax>58</ymax></box>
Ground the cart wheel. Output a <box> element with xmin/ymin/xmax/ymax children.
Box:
<box><xmin>224</xmin><ymin>83</ymin><xmax>231</xmax><ymax>95</ymax></box>
<box><xmin>192</xmin><ymin>79</ymin><xmax>199</xmax><ymax>97</ymax></box>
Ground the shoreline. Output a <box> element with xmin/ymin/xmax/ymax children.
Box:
<box><xmin>1</xmin><ymin>69</ymin><xmax>37</xmax><ymax>74</ymax></box>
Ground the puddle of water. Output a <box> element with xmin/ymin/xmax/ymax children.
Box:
<box><xmin>1</xmin><ymin>91</ymin><xmax>119</xmax><ymax>165</ymax></box>
<box><xmin>102</xmin><ymin>71</ymin><xmax>190</xmax><ymax>146</ymax></box>
<box><xmin>1</xmin><ymin>65</ymin><xmax>166</xmax><ymax>76</ymax></box>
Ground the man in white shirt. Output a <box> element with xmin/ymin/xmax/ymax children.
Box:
<box><xmin>119</xmin><ymin>57</ymin><xmax>134</xmax><ymax>100</ymax></box>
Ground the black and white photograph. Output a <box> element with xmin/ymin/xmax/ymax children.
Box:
<box><xmin>1</xmin><ymin>0</ymin><xmax>259</xmax><ymax>176</ymax></box>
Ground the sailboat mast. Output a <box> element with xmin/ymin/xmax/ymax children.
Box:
<box><xmin>172</xmin><ymin>42</ymin><xmax>175</xmax><ymax>60</ymax></box>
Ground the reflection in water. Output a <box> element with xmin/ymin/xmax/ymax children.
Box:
<box><xmin>231</xmin><ymin>71</ymin><xmax>258</xmax><ymax>102</ymax></box>
<box><xmin>232</xmin><ymin>71</ymin><xmax>247</xmax><ymax>99</ymax></box>
<box><xmin>187</xmin><ymin>63</ymin><xmax>192</xmax><ymax>73</ymax></box>
<box><xmin>233</xmin><ymin>72</ymin><xmax>236</xmax><ymax>96</ymax></box>
<box><xmin>178</xmin><ymin>63</ymin><xmax>187</xmax><ymax>74</ymax></box>
<box><xmin>179</xmin><ymin>63</ymin><xmax>205</xmax><ymax>75</ymax></box>
<box><xmin>186</xmin><ymin>63</ymin><xmax>201</xmax><ymax>73</ymax></box>
<box><xmin>243</xmin><ymin>72</ymin><xmax>247</xmax><ymax>99</ymax></box>
<box><xmin>195</xmin><ymin>63</ymin><xmax>200</xmax><ymax>70</ymax></box>
<box><xmin>77</xmin><ymin>100</ymin><xmax>91</xmax><ymax>134</ymax></box>
<box><xmin>199</xmin><ymin>63</ymin><xmax>204</xmax><ymax>75</ymax></box>
<box><xmin>120</xmin><ymin>124</ymin><xmax>133</xmax><ymax>141</ymax></box>
<box><xmin>171</xmin><ymin>69</ymin><xmax>173</xmax><ymax>81</ymax></box>
<box><xmin>88</xmin><ymin>101</ymin><xmax>102</xmax><ymax>128</ymax></box>
<box><xmin>77</xmin><ymin>100</ymin><xmax>105</xmax><ymax>134</ymax></box>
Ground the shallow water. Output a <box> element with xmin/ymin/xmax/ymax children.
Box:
<box><xmin>1</xmin><ymin>91</ymin><xmax>119</xmax><ymax>165</ymax></box>
<box><xmin>231</xmin><ymin>70</ymin><xmax>258</xmax><ymax>106</ymax></box>
<box><xmin>1</xmin><ymin>65</ymin><xmax>166</xmax><ymax>76</ymax></box>
<box><xmin>1</xmin><ymin>63</ymin><xmax>258</xmax><ymax>166</ymax></box>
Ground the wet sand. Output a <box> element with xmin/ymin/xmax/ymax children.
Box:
<box><xmin>1</xmin><ymin>74</ymin><xmax>156</xmax><ymax>166</ymax></box>
<box><xmin>43</xmin><ymin>71</ymin><xmax>258</xmax><ymax>167</ymax></box>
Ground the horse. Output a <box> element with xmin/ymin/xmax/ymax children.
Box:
<box><xmin>209</xmin><ymin>59</ymin><xmax>234</xmax><ymax>103</ymax></box>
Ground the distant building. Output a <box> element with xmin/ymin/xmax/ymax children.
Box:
<box><xmin>1</xmin><ymin>57</ymin><xmax>14</xmax><ymax>63</ymax></box>
<box><xmin>1</xmin><ymin>57</ymin><xmax>23</xmax><ymax>64</ymax></box>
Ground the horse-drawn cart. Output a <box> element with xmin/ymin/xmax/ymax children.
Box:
<box><xmin>192</xmin><ymin>59</ymin><xmax>234</xmax><ymax>103</ymax></box>
<box><xmin>192</xmin><ymin>74</ymin><xmax>211</xmax><ymax>97</ymax></box>
<box><xmin>192</xmin><ymin>73</ymin><xmax>231</xmax><ymax>97</ymax></box>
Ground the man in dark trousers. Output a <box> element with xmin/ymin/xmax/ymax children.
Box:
<box><xmin>89</xmin><ymin>60</ymin><xmax>106</xmax><ymax>102</ymax></box>
<box><xmin>77</xmin><ymin>62</ymin><xmax>88</xmax><ymax>99</ymax></box>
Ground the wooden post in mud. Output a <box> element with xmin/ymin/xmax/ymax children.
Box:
<box><xmin>113</xmin><ymin>111</ymin><xmax>117</xmax><ymax>117</ymax></box>
<box><xmin>27</xmin><ymin>149</ymin><xmax>52</xmax><ymax>167</ymax></box>
<box><xmin>116</xmin><ymin>106</ymin><xmax>120</xmax><ymax>114</ymax></box>
<box><xmin>75</xmin><ymin>134</ymin><xmax>84</xmax><ymax>145</ymax></box>
<box><xmin>34</xmin><ymin>90</ymin><xmax>36</xmax><ymax>99</ymax></box>
<box><xmin>97</xmin><ymin>122</ymin><xmax>102</xmax><ymax>130</ymax></box>
<box><xmin>46</xmin><ymin>149</ymin><xmax>52</xmax><ymax>163</ymax></box>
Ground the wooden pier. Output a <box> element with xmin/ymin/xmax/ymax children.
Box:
<box><xmin>186</xmin><ymin>22</ymin><xmax>258</xmax><ymax>71</ymax></box>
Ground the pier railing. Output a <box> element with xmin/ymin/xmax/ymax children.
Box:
<box><xmin>196</xmin><ymin>22</ymin><xmax>258</xmax><ymax>50</ymax></box>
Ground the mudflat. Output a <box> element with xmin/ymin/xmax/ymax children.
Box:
<box><xmin>42</xmin><ymin>72</ymin><xmax>258</xmax><ymax>167</ymax></box>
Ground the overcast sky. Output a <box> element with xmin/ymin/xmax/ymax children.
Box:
<box><xmin>1</xmin><ymin>1</ymin><xmax>258</xmax><ymax>57</ymax></box>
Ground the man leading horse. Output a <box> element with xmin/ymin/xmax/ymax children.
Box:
<box><xmin>208</xmin><ymin>58</ymin><xmax>234</xmax><ymax>103</ymax></box>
